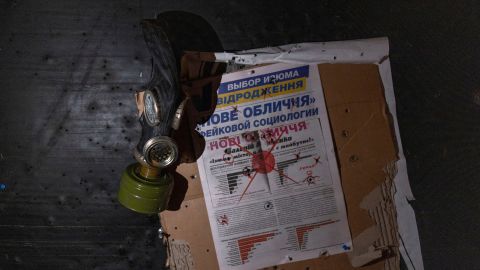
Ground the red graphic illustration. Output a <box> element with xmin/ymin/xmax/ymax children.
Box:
<box><xmin>231</xmin><ymin>128</ymin><xmax>299</xmax><ymax>202</ymax></box>
<box><xmin>242</xmin><ymin>166</ymin><xmax>253</xmax><ymax>177</ymax></box>
<box><xmin>223</xmin><ymin>153</ymin><xmax>234</xmax><ymax>165</ymax></box>
<box><xmin>260</xmin><ymin>129</ymin><xmax>276</xmax><ymax>145</ymax></box>
<box><xmin>296</xmin><ymin>220</ymin><xmax>338</xmax><ymax>249</ymax></box>
<box><xmin>217</xmin><ymin>214</ymin><xmax>229</xmax><ymax>225</ymax></box>
<box><xmin>252</xmin><ymin>151</ymin><xmax>275</xmax><ymax>174</ymax></box>
<box><xmin>237</xmin><ymin>232</ymin><xmax>275</xmax><ymax>264</ymax></box>
<box><xmin>303</xmin><ymin>171</ymin><xmax>320</xmax><ymax>185</ymax></box>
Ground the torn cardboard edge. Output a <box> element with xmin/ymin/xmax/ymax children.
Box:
<box><xmin>165</xmin><ymin>239</ymin><xmax>195</xmax><ymax>270</ymax></box>
<box><xmin>160</xmin><ymin>37</ymin><xmax>423</xmax><ymax>270</ymax></box>
<box><xmin>358</xmin><ymin>163</ymin><xmax>400</xmax><ymax>270</ymax></box>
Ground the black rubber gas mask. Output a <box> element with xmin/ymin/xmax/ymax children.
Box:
<box><xmin>117</xmin><ymin>20</ymin><xmax>181</xmax><ymax>214</ymax></box>
<box><xmin>135</xmin><ymin>18</ymin><xmax>183</xmax><ymax>169</ymax></box>
<box><xmin>117</xmin><ymin>12</ymin><xmax>225</xmax><ymax>215</ymax></box>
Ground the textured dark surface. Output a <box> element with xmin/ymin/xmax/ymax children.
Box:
<box><xmin>0</xmin><ymin>0</ymin><xmax>479</xmax><ymax>269</ymax></box>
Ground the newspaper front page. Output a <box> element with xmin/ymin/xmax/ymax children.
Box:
<box><xmin>197</xmin><ymin>63</ymin><xmax>352</xmax><ymax>270</ymax></box>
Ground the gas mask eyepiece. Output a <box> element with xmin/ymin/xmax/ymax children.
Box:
<box><xmin>143</xmin><ymin>89</ymin><xmax>161</xmax><ymax>127</ymax></box>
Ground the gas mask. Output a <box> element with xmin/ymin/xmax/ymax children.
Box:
<box><xmin>117</xmin><ymin>13</ymin><xmax>225</xmax><ymax>214</ymax></box>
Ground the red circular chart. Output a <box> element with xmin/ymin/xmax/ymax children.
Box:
<box><xmin>251</xmin><ymin>151</ymin><xmax>275</xmax><ymax>174</ymax></box>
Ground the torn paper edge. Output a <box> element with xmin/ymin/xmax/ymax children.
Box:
<box><xmin>214</xmin><ymin>37</ymin><xmax>424</xmax><ymax>270</ymax></box>
<box><xmin>214</xmin><ymin>37</ymin><xmax>389</xmax><ymax>65</ymax></box>
<box><xmin>378</xmin><ymin>58</ymin><xmax>424</xmax><ymax>270</ymax></box>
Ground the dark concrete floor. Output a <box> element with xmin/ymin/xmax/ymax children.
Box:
<box><xmin>0</xmin><ymin>0</ymin><xmax>479</xmax><ymax>269</ymax></box>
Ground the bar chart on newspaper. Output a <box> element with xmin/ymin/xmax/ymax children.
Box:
<box><xmin>197</xmin><ymin>63</ymin><xmax>352</xmax><ymax>270</ymax></box>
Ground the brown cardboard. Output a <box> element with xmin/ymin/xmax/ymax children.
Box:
<box><xmin>159</xmin><ymin>62</ymin><xmax>400</xmax><ymax>270</ymax></box>
<box><xmin>161</xmin><ymin>164</ymin><xmax>218</xmax><ymax>270</ymax></box>
<box><xmin>318</xmin><ymin>64</ymin><xmax>397</xmax><ymax>232</ymax></box>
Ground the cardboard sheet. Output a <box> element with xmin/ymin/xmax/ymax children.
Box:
<box><xmin>160</xmin><ymin>38</ymin><xmax>423</xmax><ymax>270</ymax></box>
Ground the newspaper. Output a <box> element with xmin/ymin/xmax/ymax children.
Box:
<box><xmin>197</xmin><ymin>63</ymin><xmax>352</xmax><ymax>270</ymax></box>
